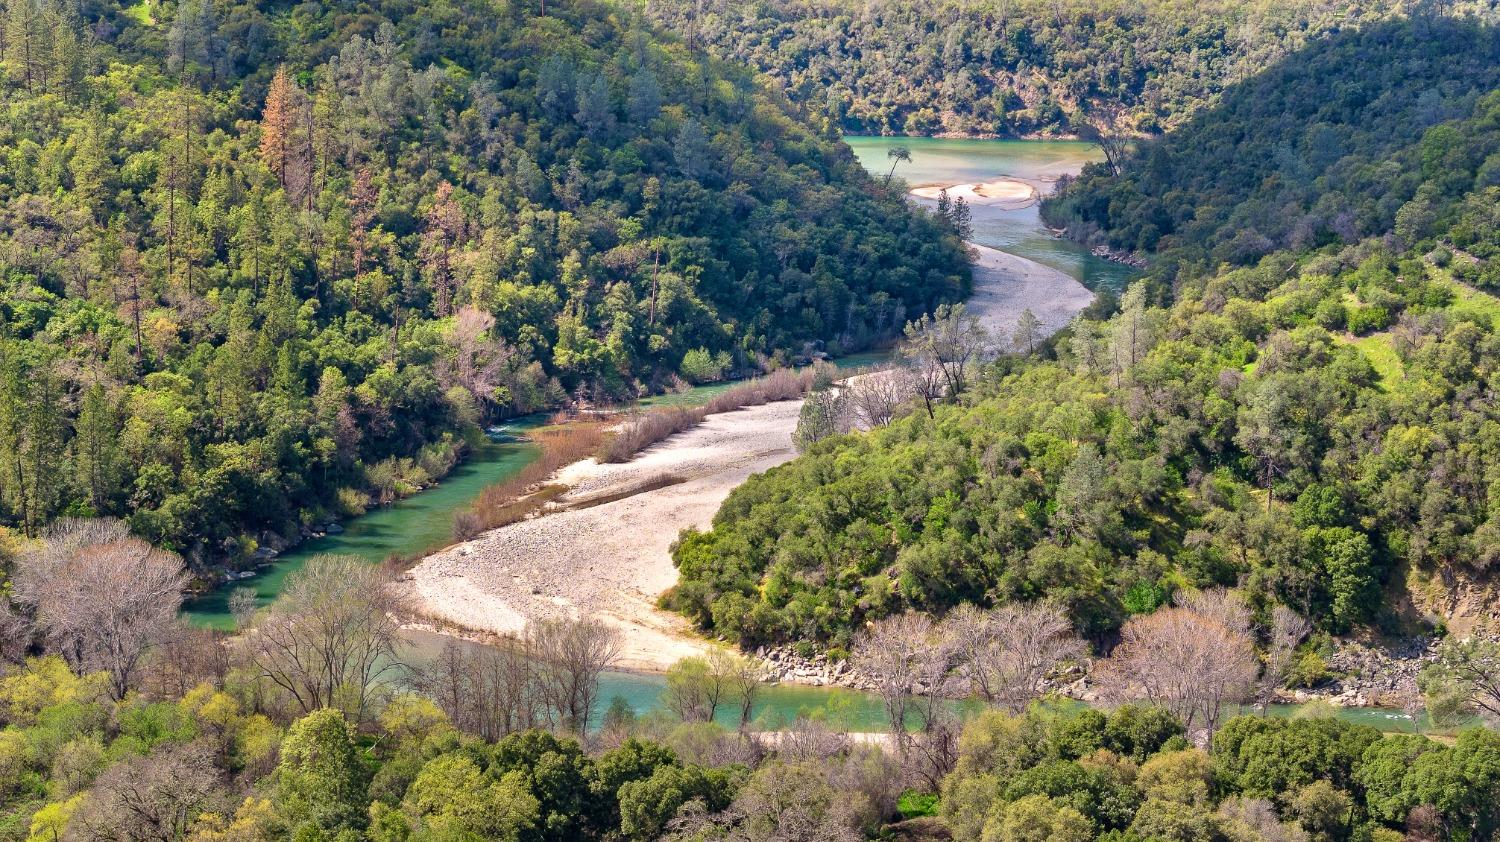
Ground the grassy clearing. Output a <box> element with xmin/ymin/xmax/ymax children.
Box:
<box><xmin>1349</xmin><ymin>332</ymin><xmax>1404</xmax><ymax>389</ymax></box>
<box><xmin>122</xmin><ymin>0</ymin><xmax>155</xmax><ymax>25</ymax></box>
<box><xmin>1444</xmin><ymin>279</ymin><xmax>1500</xmax><ymax>327</ymax></box>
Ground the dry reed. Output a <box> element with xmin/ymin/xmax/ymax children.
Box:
<box><xmin>455</xmin><ymin>421</ymin><xmax>608</xmax><ymax>539</ymax></box>
<box><xmin>596</xmin><ymin>364</ymin><xmax>829</xmax><ymax>463</ymax></box>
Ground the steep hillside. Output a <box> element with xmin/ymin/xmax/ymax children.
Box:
<box><xmin>0</xmin><ymin>0</ymin><xmax>968</xmax><ymax>560</ymax></box>
<box><xmin>669</xmin><ymin>20</ymin><xmax>1500</xmax><ymax>649</ymax></box>
<box><xmin>642</xmin><ymin>0</ymin><xmax>1460</xmax><ymax>138</ymax></box>
<box><xmin>1042</xmin><ymin>17</ymin><xmax>1500</xmax><ymax>276</ymax></box>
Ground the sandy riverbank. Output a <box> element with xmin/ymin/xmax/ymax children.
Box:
<box><xmin>965</xmin><ymin>242</ymin><xmax>1095</xmax><ymax>339</ymax></box>
<box><xmin>401</xmin><ymin>242</ymin><xmax>1094</xmax><ymax>674</ymax></box>
<box><xmin>400</xmin><ymin>400</ymin><xmax>802</xmax><ymax>671</ymax></box>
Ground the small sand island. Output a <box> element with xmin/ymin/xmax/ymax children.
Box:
<box><xmin>910</xmin><ymin>177</ymin><xmax>1041</xmax><ymax>209</ymax></box>
<box><xmin>400</xmin><ymin>240</ymin><xmax>1094</xmax><ymax>674</ymax></box>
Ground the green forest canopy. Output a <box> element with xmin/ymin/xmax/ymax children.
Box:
<box><xmin>669</xmin><ymin>19</ymin><xmax>1500</xmax><ymax>650</ymax></box>
<box><xmin>0</xmin><ymin>0</ymin><xmax>968</xmax><ymax>563</ymax></box>
<box><xmin>641</xmin><ymin>0</ymin><xmax>1484</xmax><ymax>138</ymax></box>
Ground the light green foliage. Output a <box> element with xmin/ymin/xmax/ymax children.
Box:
<box><xmin>0</xmin><ymin>657</ymin><xmax>107</xmax><ymax>727</ymax></box>
<box><xmin>402</xmin><ymin>755</ymin><xmax>539</xmax><ymax>841</ymax></box>
<box><xmin>982</xmin><ymin>793</ymin><xmax>1091</xmax><ymax>842</ymax></box>
<box><xmin>273</xmin><ymin>710</ymin><xmax>368</xmax><ymax>833</ymax></box>
<box><xmin>1137</xmin><ymin>749</ymin><xmax>1213</xmax><ymax>806</ymax></box>
<box><xmin>679</xmin><ymin>348</ymin><xmax>731</xmax><ymax>384</ymax></box>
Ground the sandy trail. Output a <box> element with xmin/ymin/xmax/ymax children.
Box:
<box><xmin>402</xmin><ymin>244</ymin><xmax>1094</xmax><ymax>673</ymax></box>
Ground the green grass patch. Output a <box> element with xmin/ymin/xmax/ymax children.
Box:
<box><xmin>1445</xmin><ymin>280</ymin><xmax>1500</xmax><ymax>327</ymax></box>
<box><xmin>1346</xmin><ymin>332</ymin><xmax>1403</xmax><ymax>390</ymax></box>
<box><xmin>123</xmin><ymin>0</ymin><xmax>155</xmax><ymax>25</ymax></box>
<box><xmin>897</xmin><ymin>791</ymin><xmax>940</xmax><ymax>819</ymax></box>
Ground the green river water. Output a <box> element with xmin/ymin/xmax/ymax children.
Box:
<box><xmin>844</xmin><ymin>136</ymin><xmax>1137</xmax><ymax>293</ymax></box>
<box><xmin>183</xmin><ymin>139</ymin><xmax>1444</xmax><ymax>734</ymax></box>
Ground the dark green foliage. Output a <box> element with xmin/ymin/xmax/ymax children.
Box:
<box><xmin>948</xmin><ymin>706</ymin><xmax>1500</xmax><ymax>842</ymax></box>
<box><xmin>1044</xmin><ymin>19</ymin><xmax>1500</xmax><ymax>269</ymax></box>
<box><xmin>0</xmin><ymin>0</ymin><xmax>968</xmax><ymax>564</ymax></box>
<box><xmin>1212</xmin><ymin>717</ymin><xmax>1381</xmax><ymax>803</ymax></box>
<box><xmin>644</xmin><ymin>0</ymin><xmax>1433</xmax><ymax>138</ymax></box>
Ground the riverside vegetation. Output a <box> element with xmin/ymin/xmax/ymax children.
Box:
<box><xmin>0</xmin><ymin>0</ymin><xmax>969</xmax><ymax>571</ymax></box>
<box><xmin>4</xmin><ymin>523</ymin><xmax>1500</xmax><ymax>841</ymax></box>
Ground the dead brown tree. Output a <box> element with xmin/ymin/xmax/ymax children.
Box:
<box><xmin>13</xmin><ymin>518</ymin><xmax>187</xmax><ymax>700</ymax></box>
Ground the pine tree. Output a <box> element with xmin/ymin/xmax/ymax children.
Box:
<box><xmin>6</xmin><ymin>0</ymin><xmax>39</xmax><ymax>93</ymax></box>
<box><xmin>260</xmin><ymin>65</ymin><xmax>296</xmax><ymax>188</ymax></box>
<box><xmin>73</xmin><ymin>383</ymin><xmax>122</xmax><ymax>514</ymax></box>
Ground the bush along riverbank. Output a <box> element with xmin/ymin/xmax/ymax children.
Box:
<box><xmin>748</xmin><ymin>631</ymin><xmax>1494</xmax><ymax>717</ymax></box>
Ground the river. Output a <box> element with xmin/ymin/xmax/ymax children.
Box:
<box><xmin>185</xmin><ymin>138</ymin><xmax>1114</xmax><ymax>628</ymax></box>
<box><xmin>844</xmin><ymin>136</ymin><xmax>1136</xmax><ymax>293</ymax></box>
<box><xmin>183</xmin><ymin>139</ymin><xmax>1445</xmax><ymax>734</ymax></box>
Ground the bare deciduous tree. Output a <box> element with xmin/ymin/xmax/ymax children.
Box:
<box><xmin>0</xmin><ymin>601</ymin><xmax>30</xmax><ymax>663</ymax></box>
<box><xmin>844</xmin><ymin>370</ymin><xmax>910</xmax><ymax>429</ymax></box>
<box><xmin>242</xmin><ymin>554</ymin><xmax>405</xmax><ymax>722</ymax></box>
<box><xmin>1257</xmin><ymin>605</ymin><xmax>1310</xmax><ymax>708</ymax></box>
<box><xmin>437</xmin><ymin>305</ymin><xmax>526</xmax><ymax>414</ymax></box>
<box><xmin>528</xmin><ymin>616</ymin><xmax>621</xmax><ymax>735</ymax></box>
<box><xmin>943</xmin><ymin>601</ymin><xmax>1086</xmax><ymax>713</ymax></box>
<box><xmin>71</xmin><ymin>741</ymin><xmax>225</xmax><ymax>841</ymax></box>
<box><xmin>141</xmin><ymin>622</ymin><xmax>230</xmax><ymax>700</ymax></box>
<box><xmin>412</xmin><ymin>637</ymin><xmax>542</xmax><ymax>741</ymax></box>
<box><xmin>228</xmin><ymin>586</ymin><xmax>259</xmax><ymax>631</ymax></box>
<box><xmin>716</xmin><ymin>648</ymin><xmax>764</xmax><ymax>729</ymax></box>
<box><xmin>13</xmin><ymin>518</ymin><xmax>187</xmax><ymax>700</ymax></box>
<box><xmin>852</xmin><ymin>612</ymin><xmax>950</xmax><ymax>753</ymax></box>
<box><xmin>1096</xmin><ymin>591</ymin><xmax>1258</xmax><ymax>737</ymax></box>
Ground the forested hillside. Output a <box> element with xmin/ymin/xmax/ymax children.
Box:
<box><xmin>669</xmin><ymin>19</ymin><xmax>1500</xmax><ymax>650</ymax></box>
<box><xmin>1042</xmin><ymin>17</ymin><xmax>1500</xmax><ymax>277</ymax></box>
<box><xmin>642</xmin><ymin>0</ymin><xmax>1456</xmax><ymax>138</ymax></box>
<box><xmin>0</xmin><ymin>0</ymin><xmax>968</xmax><ymax>562</ymax></box>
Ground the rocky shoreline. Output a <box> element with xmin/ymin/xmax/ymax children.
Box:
<box><xmin>755</xmin><ymin>636</ymin><xmax>1448</xmax><ymax>711</ymax></box>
